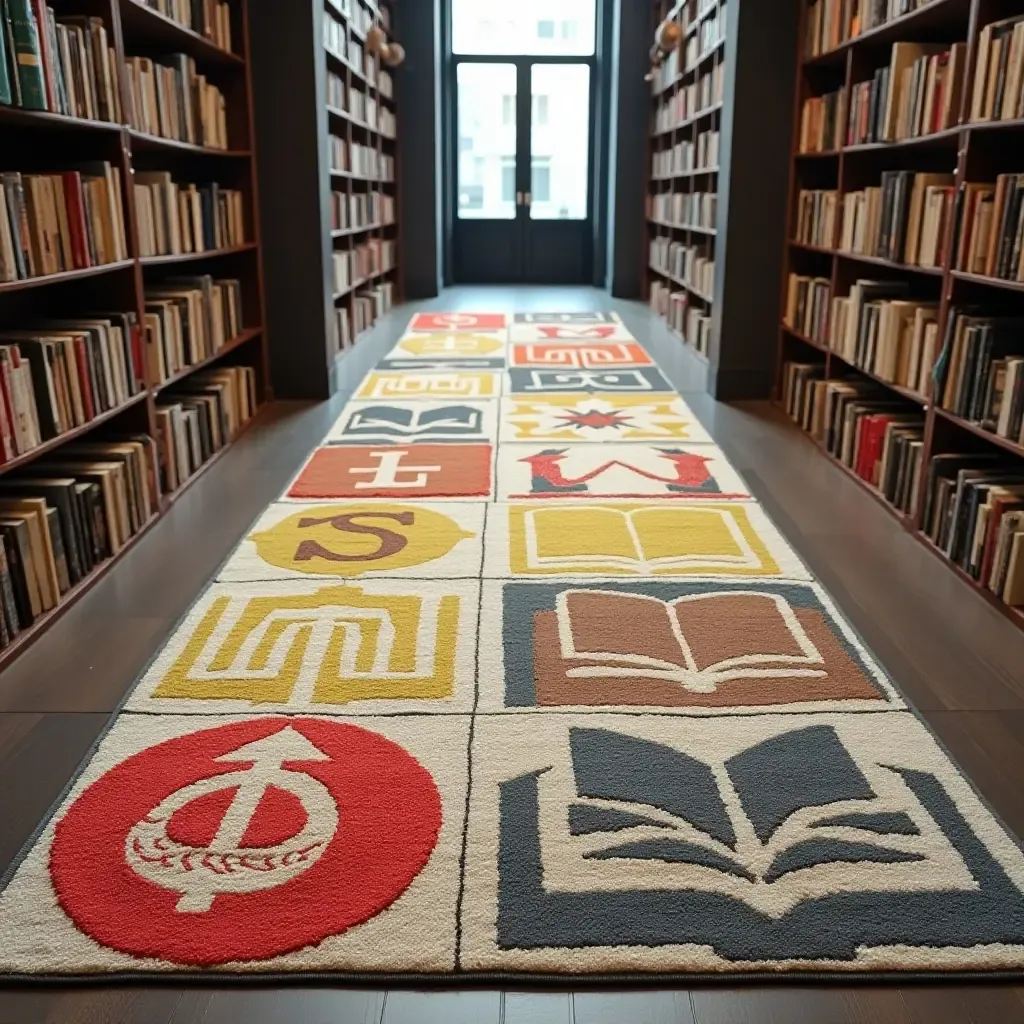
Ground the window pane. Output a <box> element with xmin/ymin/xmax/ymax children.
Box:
<box><xmin>530</xmin><ymin>64</ymin><xmax>590</xmax><ymax>220</ymax></box>
<box><xmin>452</xmin><ymin>0</ymin><xmax>596</xmax><ymax>56</ymax></box>
<box><xmin>457</xmin><ymin>63</ymin><xmax>517</xmax><ymax>220</ymax></box>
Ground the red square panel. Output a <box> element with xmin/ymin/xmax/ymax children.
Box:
<box><xmin>510</xmin><ymin>342</ymin><xmax>652</xmax><ymax>368</ymax></box>
<box><xmin>410</xmin><ymin>313</ymin><xmax>507</xmax><ymax>332</ymax></box>
<box><xmin>289</xmin><ymin>445</ymin><xmax>494</xmax><ymax>499</ymax></box>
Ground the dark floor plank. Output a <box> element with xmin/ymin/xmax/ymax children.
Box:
<box><xmin>899</xmin><ymin>985</ymin><xmax>1024</xmax><ymax>1023</ymax></box>
<box><xmin>0</xmin><ymin>713</ymin><xmax>109</xmax><ymax>872</ymax></box>
<box><xmin>169</xmin><ymin>988</ymin><xmax>385</xmax><ymax>1024</ymax></box>
<box><xmin>0</xmin><ymin>987</ymin><xmax>183</xmax><ymax>1024</ymax></box>
<box><xmin>690</xmin><ymin>988</ymin><xmax>913</xmax><ymax>1024</ymax></box>
<box><xmin>573</xmin><ymin>991</ymin><xmax>695</xmax><ymax>1024</ymax></box>
<box><xmin>503</xmin><ymin>992</ymin><xmax>572</xmax><ymax>1024</ymax></box>
<box><xmin>381</xmin><ymin>991</ymin><xmax>500</xmax><ymax>1024</ymax></box>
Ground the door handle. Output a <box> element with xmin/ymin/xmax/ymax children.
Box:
<box><xmin>516</xmin><ymin>191</ymin><xmax>524</xmax><ymax>205</ymax></box>
<box><xmin>524</xmin><ymin>192</ymin><xmax>532</xmax><ymax>205</ymax></box>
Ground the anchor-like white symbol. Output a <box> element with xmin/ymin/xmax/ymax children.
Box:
<box><xmin>125</xmin><ymin>727</ymin><xmax>339</xmax><ymax>913</ymax></box>
<box><xmin>349</xmin><ymin>450</ymin><xmax>442</xmax><ymax>490</ymax></box>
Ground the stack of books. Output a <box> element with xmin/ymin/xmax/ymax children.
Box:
<box><xmin>795</xmin><ymin>188</ymin><xmax>837</xmax><ymax>248</ymax></box>
<box><xmin>144</xmin><ymin>276</ymin><xmax>244</xmax><ymax>384</ymax></box>
<box><xmin>969</xmin><ymin>15</ymin><xmax>1024</xmax><ymax>123</ymax></box>
<box><xmin>784</xmin><ymin>273</ymin><xmax>831</xmax><ymax>344</ymax></box>
<box><xmin>133</xmin><ymin>174</ymin><xmax>245</xmax><ymax>257</ymax></box>
<box><xmin>804</xmin><ymin>0</ymin><xmax>942</xmax><ymax>59</ymax></box>
<box><xmin>956</xmin><ymin>175</ymin><xmax>1024</xmax><ymax>280</ymax></box>
<box><xmin>0</xmin><ymin>165</ymin><xmax>128</xmax><ymax>281</ymax></box>
<box><xmin>0</xmin><ymin>8</ymin><xmax>121</xmax><ymax>121</ymax></box>
<box><xmin>799</xmin><ymin>89</ymin><xmax>845</xmax><ymax>153</ymax></box>
<box><xmin>156</xmin><ymin>365</ymin><xmax>257</xmax><ymax>492</ymax></box>
<box><xmin>122</xmin><ymin>53</ymin><xmax>229</xmax><ymax>149</ymax></box>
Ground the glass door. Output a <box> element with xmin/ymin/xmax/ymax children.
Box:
<box><xmin>449</xmin><ymin>1</ymin><xmax>597</xmax><ymax>284</ymax></box>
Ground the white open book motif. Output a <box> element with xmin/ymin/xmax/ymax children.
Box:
<box><xmin>555</xmin><ymin>590</ymin><xmax>827</xmax><ymax>693</ymax></box>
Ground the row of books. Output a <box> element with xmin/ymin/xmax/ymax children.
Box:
<box><xmin>140</xmin><ymin>0</ymin><xmax>234</xmax><ymax>54</ymax></box>
<box><xmin>798</xmin><ymin>88</ymin><xmax>843</xmax><ymax>153</ymax></box>
<box><xmin>650</xmin><ymin>281</ymin><xmax>711</xmax><ymax>356</ymax></box>
<box><xmin>0</xmin><ymin>436</ymin><xmax>159</xmax><ymax>642</ymax></box>
<box><xmin>155</xmin><ymin>365</ymin><xmax>256</xmax><ymax>493</ymax></box>
<box><xmin>650</xmin><ymin>4</ymin><xmax>726</xmax><ymax>94</ymax></box>
<box><xmin>651</xmin><ymin>130</ymin><xmax>720</xmax><ymax>178</ymax></box>
<box><xmin>783</xmin><ymin>273</ymin><xmax>831</xmax><ymax>345</ymax></box>
<box><xmin>794</xmin><ymin>188</ymin><xmax>836</xmax><ymax>249</ymax></box>
<box><xmin>145</xmin><ymin>275</ymin><xmax>244</xmax><ymax>385</ymax></box>
<box><xmin>957</xmin><ymin>175</ymin><xmax>1024</xmax><ymax>280</ymax></box>
<box><xmin>334</xmin><ymin>280</ymin><xmax>394</xmax><ymax>351</ymax></box>
<box><xmin>332</xmin><ymin>239</ymin><xmax>394</xmax><ymax>294</ymax></box>
<box><xmin>0</xmin><ymin>164</ymin><xmax>128</xmax><ymax>282</ymax></box>
<box><xmin>653</xmin><ymin>65</ymin><xmax>724</xmax><ymax>133</ymax></box>
<box><xmin>123</xmin><ymin>54</ymin><xmax>228</xmax><ymax>150</ymax></box>
<box><xmin>133</xmin><ymin>174</ymin><xmax>245</xmax><ymax>258</ymax></box>
<box><xmin>804</xmin><ymin>0</ymin><xmax>941</xmax><ymax>59</ymax></box>
<box><xmin>649</xmin><ymin>192</ymin><xmax>717</xmax><ymax>230</ymax></box>
<box><xmin>328</xmin><ymin>137</ymin><xmax>395</xmax><ymax>181</ymax></box>
<box><xmin>0</xmin><ymin>8</ymin><xmax>120</xmax><ymax>122</ymax></box>
<box><xmin>649</xmin><ymin>237</ymin><xmax>715</xmax><ymax>296</ymax></box>
<box><xmin>0</xmin><ymin>314</ymin><xmax>144</xmax><ymax>460</ymax></box>
<box><xmin>935</xmin><ymin>309</ymin><xmax>1024</xmax><ymax>445</ymax></box>
<box><xmin>782</xmin><ymin>365</ymin><xmax>926</xmax><ymax>515</ymax></box>
<box><xmin>839</xmin><ymin>171</ymin><xmax>954</xmax><ymax>267</ymax></box>
<box><xmin>829</xmin><ymin>284</ymin><xmax>938</xmax><ymax>396</ymax></box>
<box><xmin>327</xmin><ymin>71</ymin><xmax>392</xmax><ymax>134</ymax></box>
<box><xmin>969</xmin><ymin>15</ymin><xmax>1024</xmax><ymax>124</ymax></box>
<box><xmin>923</xmin><ymin>453</ymin><xmax>1024</xmax><ymax>605</ymax></box>
<box><xmin>329</xmin><ymin>0</ymin><xmax>390</xmax><ymax>34</ymax></box>
<box><xmin>330</xmin><ymin>190</ymin><xmax>395</xmax><ymax>232</ymax></box>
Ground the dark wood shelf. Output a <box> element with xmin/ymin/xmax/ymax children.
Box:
<box><xmin>326</xmin><ymin>104</ymin><xmax>396</xmax><ymax>141</ymax></box>
<box><xmin>0</xmin><ymin>106</ymin><xmax>122</xmax><ymax>134</ymax></box>
<box><xmin>139</xmin><ymin>242</ymin><xmax>258</xmax><ymax>266</ymax></box>
<box><xmin>155</xmin><ymin>328</ymin><xmax>263</xmax><ymax>391</ymax></box>
<box><xmin>0</xmin><ymin>390</ymin><xmax>149</xmax><ymax>478</ymax></box>
<box><xmin>649</xmin><ymin>218</ymin><xmax>716</xmax><ymax>235</ymax></box>
<box><xmin>331</xmin><ymin>222</ymin><xmax>390</xmax><ymax>237</ymax></box>
<box><xmin>652</xmin><ymin>165</ymin><xmax>720</xmax><ymax>181</ymax></box>
<box><xmin>842</xmin><ymin>124</ymin><xmax>962</xmax><ymax>153</ymax></box>
<box><xmin>128</xmin><ymin>128</ymin><xmax>251</xmax><ymax>157</ymax></box>
<box><xmin>794</xmin><ymin>148</ymin><xmax>842</xmax><ymax>158</ymax></box>
<box><xmin>330</xmin><ymin>167</ymin><xmax>395</xmax><ymax>184</ymax></box>
<box><xmin>951</xmin><ymin>269</ymin><xmax>1024</xmax><ymax>293</ymax></box>
<box><xmin>118</xmin><ymin>0</ymin><xmax>245</xmax><ymax>66</ymax></box>
<box><xmin>789</xmin><ymin>240</ymin><xmax>836</xmax><ymax>254</ymax></box>
<box><xmin>836</xmin><ymin>249</ymin><xmax>945</xmax><ymax>276</ymax></box>
<box><xmin>781</xmin><ymin>323</ymin><xmax>830</xmax><ymax>352</ymax></box>
<box><xmin>0</xmin><ymin>259</ymin><xmax>135</xmax><ymax>295</ymax></box>
<box><xmin>649</xmin><ymin>263</ymin><xmax>714</xmax><ymax>303</ymax></box>
<box><xmin>828</xmin><ymin>349</ymin><xmax>929</xmax><ymax>404</ymax></box>
<box><xmin>332</xmin><ymin>265</ymin><xmax>396</xmax><ymax>300</ymax></box>
<box><xmin>934</xmin><ymin>406</ymin><xmax>1024</xmax><ymax>460</ymax></box>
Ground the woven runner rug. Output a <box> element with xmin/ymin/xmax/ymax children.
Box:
<box><xmin>3</xmin><ymin>310</ymin><xmax>1024</xmax><ymax>982</ymax></box>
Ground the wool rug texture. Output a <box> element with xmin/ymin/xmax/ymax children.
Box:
<box><xmin>3</xmin><ymin>310</ymin><xmax>1024</xmax><ymax>981</ymax></box>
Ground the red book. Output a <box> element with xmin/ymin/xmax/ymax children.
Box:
<box><xmin>854</xmin><ymin>415</ymin><xmax>874</xmax><ymax>480</ymax></box>
<box><xmin>72</xmin><ymin>335</ymin><xmax>95</xmax><ymax>421</ymax></box>
<box><xmin>61</xmin><ymin>172</ymin><xmax>90</xmax><ymax>269</ymax></box>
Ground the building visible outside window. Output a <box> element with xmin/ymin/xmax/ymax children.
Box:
<box><xmin>533</xmin><ymin>94</ymin><xmax>549</xmax><ymax>126</ymax></box>
<box><xmin>502</xmin><ymin>94</ymin><xmax>515</xmax><ymax>125</ymax></box>
<box><xmin>532</xmin><ymin>159</ymin><xmax>551</xmax><ymax>202</ymax></box>
<box><xmin>501</xmin><ymin>158</ymin><xmax>516</xmax><ymax>203</ymax></box>
<box><xmin>536</xmin><ymin>19</ymin><xmax>555</xmax><ymax>38</ymax></box>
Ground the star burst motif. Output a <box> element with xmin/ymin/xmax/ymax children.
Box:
<box><xmin>557</xmin><ymin>408</ymin><xmax>635</xmax><ymax>431</ymax></box>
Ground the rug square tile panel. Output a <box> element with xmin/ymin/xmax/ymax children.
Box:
<box><xmin>459</xmin><ymin>711</ymin><xmax>1024</xmax><ymax>973</ymax></box>
<box><xmin>496</xmin><ymin>443</ymin><xmax>751</xmax><ymax>501</ymax></box>
<box><xmin>356</xmin><ymin>371</ymin><xmax>503</xmax><ymax>401</ymax></box>
<box><xmin>512</xmin><ymin>312</ymin><xmax>623</xmax><ymax>324</ymax></box>
<box><xmin>508</xmin><ymin>322</ymin><xmax>635</xmax><ymax>344</ymax></box>
<box><xmin>476</xmin><ymin>577</ymin><xmax>903</xmax><ymax>714</ymax></box>
<box><xmin>509</xmin><ymin>342</ymin><xmax>652</xmax><ymax>369</ymax></box>
<box><xmin>327</xmin><ymin>400</ymin><xmax>499</xmax><ymax>446</ymax></box>
<box><xmin>126</xmin><ymin>578</ymin><xmax>479</xmax><ymax>715</ymax></box>
<box><xmin>0</xmin><ymin>713</ymin><xmax>469</xmax><ymax>974</ymax></box>
<box><xmin>499</xmin><ymin>393</ymin><xmax>713</xmax><ymax>444</ymax></box>
<box><xmin>219</xmin><ymin>501</ymin><xmax>485</xmax><ymax>583</ymax></box>
<box><xmin>408</xmin><ymin>312</ymin><xmax>508</xmax><ymax>333</ymax></box>
<box><xmin>506</xmin><ymin>367</ymin><xmax>672</xmax><ymax>396</ymax></box>
<box><xmin>383</xmin><ymin>331</ymin><xmax>508</xmax><ymax>371</ymax></box>
<box><xmin>287</xmin><ymin>444</ymin><xmax>495</xmax><ymax>500</ymax></box>
<box><xmin>480</xmin><ymin>501</ymin><xmax>810</xmax><ymax>579</ymax></box>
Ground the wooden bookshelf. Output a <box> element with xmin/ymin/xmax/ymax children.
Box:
<box><xmin>778</xmin><ymin>0</ymin><xmax>1024</xmax><ymax>631</ymax></box>
<box><xmin>323</xmin><ymin>0</ymin><xmax>399</xmax><ymax>354</ymax></box>
<box><xmin>0</xmin><ymin>0</ymin><xmax>269</xmax><ymax>668</ymax></box>
<box><xmin>645</xmin><ymin>0</ymin><xmax>727</xmax><ymax>361</ymax></box>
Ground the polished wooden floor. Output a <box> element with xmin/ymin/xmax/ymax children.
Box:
<box><xmin>2</xmin><ymin>286</ymin><xmax>1023</xmax><ymax>1023</ymax></box>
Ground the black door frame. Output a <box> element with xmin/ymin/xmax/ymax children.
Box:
<box><xmin>441</xmin><ymin>1</ymin><xmax>607</xmax><ymax>286</ymax></box>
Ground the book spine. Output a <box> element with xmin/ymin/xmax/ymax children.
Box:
<box><xmin>6</xmin><ymin>0</ymin><xmax>45</xmax><ymax>110</ymax></box>
<box><xmin>0</xmin><ymin>2</ymin><xmax>13</xmax><ymax>104</ymax></box>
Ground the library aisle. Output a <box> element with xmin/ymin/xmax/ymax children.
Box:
<box><xmin>1</xmin><ymin>289</ymin><xmax>1024</xmax><ymax>1022</ymax></box>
